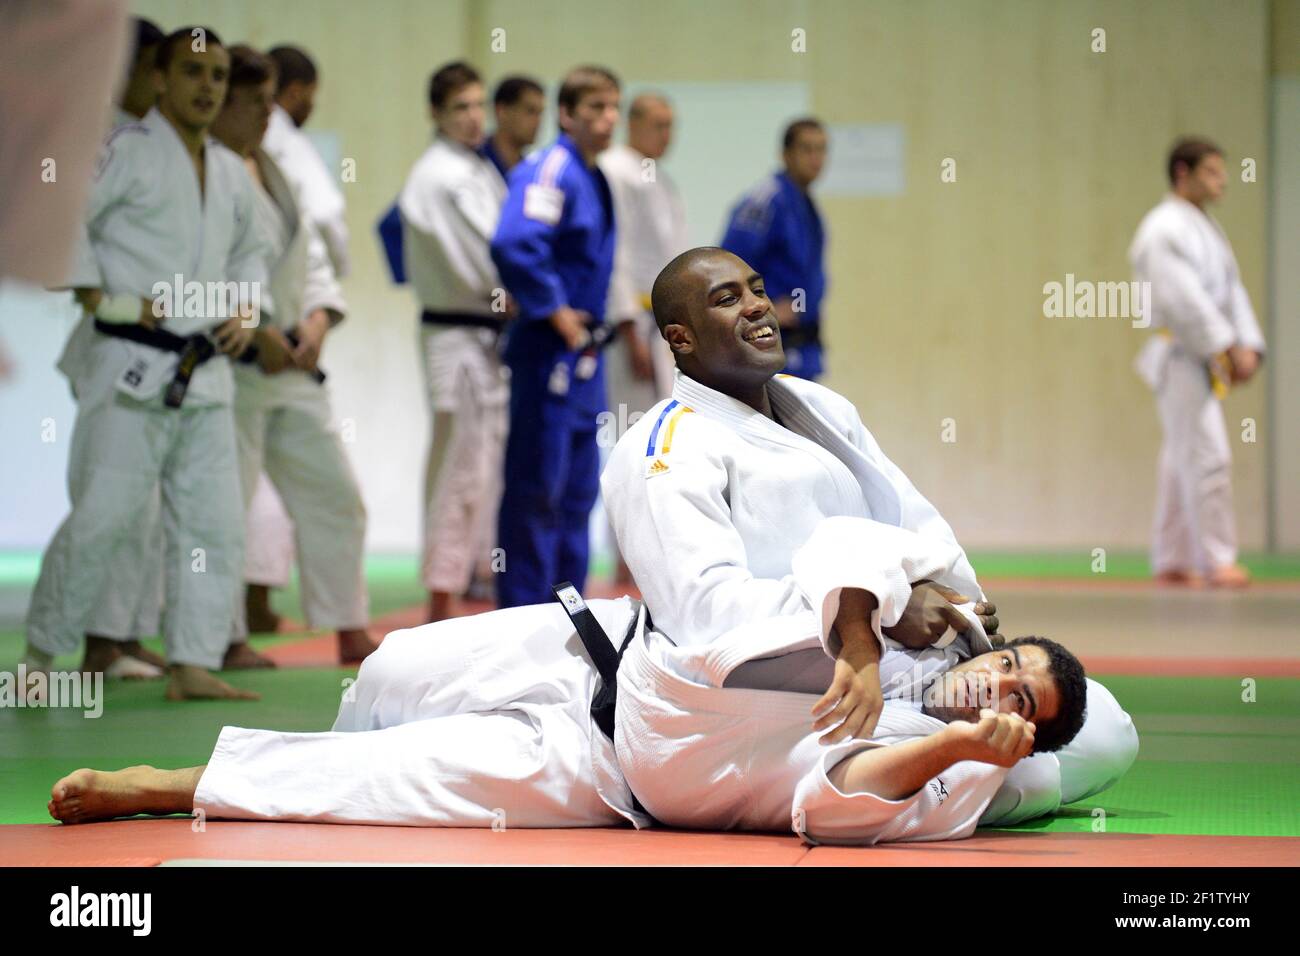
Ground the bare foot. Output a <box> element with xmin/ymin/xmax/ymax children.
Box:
<box><xmin>48</xmin><ymin>765</ymin><xmax>203</xmax><ymax>824</ymax></box>
<box><xmin>81</xmin><ymin>635</ymin><xmax>123</xmax><ymax>674</ymax></box>
<box><xmin>245</xmin><ymin>583</ymin><xmax>282</xmax><ymax>633</ymax></box>
<box><xmin>122</xmin><ymin>639</ymin><xmax>167</xmax><ymax>668</ymax></box>
<box><xmin>1208</xmin><ymin>564</ymin><xmax>1250</xmax><ymax>588</ymax></box>
<box><xmin>223</xmin><ymin>642</ymin><xmax>277</xmax><ymax>670</ymax></box>
<box><xmin>338</xmin><ymin>628</ymin><xmax>379</xmax><ymax>663</ymax></box>
<box><xmin>166</xmin><ymin>664</ymin><xmax>260</xmax><ymax>700</ymax></box>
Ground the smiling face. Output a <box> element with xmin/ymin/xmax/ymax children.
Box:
<box><xmin>923</xmin><ymin>644</ymin><xmax>1060</xmax><ymax>727</ymax></box>
<box><xmin>659</xmin><ymin>250</ymin><xmax>786</xmax><ymax>396</ymax></box>
<box><xmin>156</xmin><ymin>41</ymin><xmax>230</xmax><ymax>133</ymax></box>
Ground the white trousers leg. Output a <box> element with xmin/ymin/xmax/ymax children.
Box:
<box><xmin>1152</xmin><ymin>353</ymin><xmax>1238</xmax><ymax>574</ymax></box>
<box><xmin>193</xmin><ymin>600</ymin><xmax>639</xmax><ymax>827</ymax></box>
<box><xmin>26</xmin><ymin>395</ymin><xmax>241</xmax><ymax>668</ymax></box>
<box><xmin>243</xmin><ymin>474</ymin><xmax>295</xmax><ymax>588</ymax></box>
<box><xmin>81</xmin><ymin>489</ymin><xmax>163</xmax><ymax>641</ymax></box>
<box><xmin>233</xmin><ymin>383</ymin><xmax>367</xmax><ymax>634</ymax></box>
<box><xmin>421</xmin><ymin>326</ymin><xmax>508</xmax><ymax>594</ymax></box>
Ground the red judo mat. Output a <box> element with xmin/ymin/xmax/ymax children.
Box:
<box><xmin>3</xmin><ymin>820</ymin><xmax>1296</xmax><ymax>867</ymax></box>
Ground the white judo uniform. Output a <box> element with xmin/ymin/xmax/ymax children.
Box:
<box><xmin>1130</xmin><ymin>194</ymin><xmax>1266</xmax><ymax>575</ymax></box>
<box><xmin>399</xmin><ymin>135</ymin><xmax>510</xmax><ymax>594</ymax></box>
<box><xmin>603</xmin><ymin>371</ymin><xmax>1137</xmax><ymax>837</ymax></box>
<box><xmin>230</xmin><ymin>149</ymin><xmax>368</xmax><ymax>638</ymax></box>
<box><xmin>26</xmin><ymin>107</ymin><xmax>266</xmax><ymax>668</ymax></box>
<box><xmin>598</xmin><ymin>143</ymin><xmax>689</xmax><ymax>409</ymax></box>
<box><xmin>49</xmin><ymin>108</ymin><xmax>164</xmax><ymax>650</ymax></box>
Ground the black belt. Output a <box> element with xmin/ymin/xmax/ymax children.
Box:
<box><xmin>420</xmin><ymin>309</ymin><xmax>505</xmax><ymax>332</ymax></box>
<box><xmin>94</xmin><ymin>319</ymin><xmax>215</xmax><ymax>408</ymax></box>
<box><xmin>780</xmin><ymin>323</ymin><xmax>822</xmax><ymax>349</ymax></box>
<box><xmin>552</xmin><ymin>582</ymin><xmax>640</xmax><ymax>740</ymax></box>
<box><xmin>551</xmin><ymin>582</ymin><xmax>655</xmax><ymax>822</ymax></box>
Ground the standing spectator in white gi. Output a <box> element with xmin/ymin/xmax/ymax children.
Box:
<box><xmin>39</xmin><ymin>15</ymin><xmax>170</xmax><ymax>681</ymax></box>
<box><xmin>599</xmin><ymin>93</ymin><xmax>689</xmax><ymax>419</ymax></box>
<box><xmin>399</xmin><ymin>62</ymin><xmax>510</xmax><ymax>623</ymax></box>
<box><xmin>1130</xmin><ymin>138</ymin><xmax>1265</xmax><ymax>589</ymax></box>
<box><xmin>242</xmin><ymin>44</ymin><xmax>351</xmax><ymax>632</ymax></box>
<box><xmin>23</xmin><ymin>27</ymin><xmax>264</xmax><ymax>700</ymax></box>
<box><xmin>211</xmin><ymin>46</ymin><xmax>376</xmax><ymax>666</ymax></box>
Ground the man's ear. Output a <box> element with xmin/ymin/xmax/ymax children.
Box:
<box><xmin>664</xmin><ymin>323</ymin><xmax>694</xmax><ymax>356</ymax></box>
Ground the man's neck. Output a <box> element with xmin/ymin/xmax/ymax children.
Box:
<box><xmin>688</xmin><ymin>369</ymin><xmax>774</xmax><ymax>418</ymax></box>
<box><xmin>784</xmin><ymin>169</ymin><xmax>811</xmax><ymax>193</ymax></box>
<box><xmin>1173</xmin><ymin>185</ymin><xmax>1206</xmax><ymax>211</ymax></box>
<box><xmin>491</xmin><ymin>130</ymin><xmax>523</xmax><ymax>170</ymax></box>
<box><xmin>159</xmin><ymin>104</ymin><xmax>207</xmax><ymax>159</ymax></box>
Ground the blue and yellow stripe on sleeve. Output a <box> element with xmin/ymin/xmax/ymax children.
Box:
<box><xmin>644</xmin><ymin>400</ymin><xmax>694</xmax><ymax>474</ymax></box>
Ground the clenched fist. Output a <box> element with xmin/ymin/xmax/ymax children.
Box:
<box><xmin>946</xmin><ymin>709</ymin><xmax>1036</xmax><ymax>767</ymax></box>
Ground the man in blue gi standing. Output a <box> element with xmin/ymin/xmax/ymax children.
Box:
<box><xmin>490</xmin><ymin>66</ymin><xmax>620</xmax><ymax>607</ymax></box>
<box><xmin>720</xmin><ymin>117</ymin><xmax>829</xmax><ymax>380</ymax></box>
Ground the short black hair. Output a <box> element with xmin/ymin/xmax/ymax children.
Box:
<box><xmin>155</xmin><ymin>26</ymin><xmax>224</xmax><ymax>73</ymax></box>
<box><xmin>1167</xmin><ymin>136</ymin><xmax>1223</xmax><ymax>185</ymax></box>
<box><xmin>1006</xmin><ymin>636</ymin><xmax>1087</xmax><ymax>754</ymax></box>
<box><xmin>650</xmin><ymin>246</ymin><xmax>732</xmax><ymax>336</ymax></box>
<box><xmin>782</xmin><ymin>117</ymin><xmax>824</xmax><ymax>150</ymax></box>
<box><xmin>226</xmin><ymin>45</ymin><xmax>275</xmax><ymax>90</ymax></box>
<box><xmin>494</xmin><ymin>75</ymin><xmax>543</xmax><ymax>108</ymax></box>
<box><xmin>130</xmin><ymin>17</ymin><xmax>164</xmax><ymax>65</ymax></box>
<box><xmin>429</xmin><ymin>60</ymin><xmax>481</xmax><ymax>110</ymax></box>
<box><xmin>268</xmin><ymin>45</ymin><xmax>317</xmax><ymax>94</ymax></box>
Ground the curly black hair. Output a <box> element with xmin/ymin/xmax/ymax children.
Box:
<box><xmin>1006</xmin><ymin>636</ymin><xmax>1087</xmax><ymax>753</ymax></box>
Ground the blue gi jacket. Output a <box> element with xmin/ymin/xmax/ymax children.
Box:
<box><xmin>721</xmin><ymin>171</ymin><xmax>827</xmax><ymax>378</ymax></box>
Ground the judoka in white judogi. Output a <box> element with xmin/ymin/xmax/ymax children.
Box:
<box><xmin>1130</xmin><ymin>193</ymin><xmax>1265</xmax><ymax>578</ymax></box>
<box><xmin>399</xmin><ymin>134</ymin><xmax>510</xmax><ymax>600</ymax></box>
<box><xmin>230</xmin><ymin>147</ymin><xmax>368</xmax><ymax>639</ymax></box>
<box><xmin>25</xmin><ymin>106</ymin><xmax>266</xmax><ymax>670</ymax></box>
<box><xmin>262</xmin><ymin>104</ymin><xmax>349</xmax><ymax>278</ymax></box>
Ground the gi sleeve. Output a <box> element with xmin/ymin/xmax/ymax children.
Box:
<box><xmin>490</xmin><ymin>167</ymin><xmax>569</xmax><ymax>321</ymax></box>
<box><xmin>1228</xmin><ymin>269</ymin><xmax>1265</xmax><ymax>353</ymax></box>
<box><xmin>793</xmin><ymin>736</ymin><xmax>1009</xmax><ymax>845</ymax></box>
<box><xmin>62</xmin><ymin>131</ymin><xmax>141</xmax><ymax>290</ymax></box>
<box><xmin>226</xmin><ymin>170</ymin><xmax>271</xmax><ymax>319</ymax></box>
<box><xmin>1143</xmin><ymin>231</ymin><xmax>1238</xmax><ymax>359</ymax></box>
<box><xmin>792</xmin><ymin>517</ymin><xmax>969</xmax><ymax>660</ymax></box>
<box><xmin>302</xmin><ymin>221</ymin><xmax>346</xmax><ymax>324</ymax></box>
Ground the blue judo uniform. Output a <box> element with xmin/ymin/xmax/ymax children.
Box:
<box><xmin>490</xmin><ymin>133</ymin><xmax>615</xmax><ymax>607</ymax></box>
<box><xmin>720</xmin><ymin>171</ymin><xmax>827</xmax><ymax>379</ymax></box>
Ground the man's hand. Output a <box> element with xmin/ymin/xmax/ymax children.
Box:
<box><xmin>884</xmin><ymin>582</ymin><xmax>991</xmax><ymax>649</ymax></box>
<box><xmin>549</xmin><ymin>306</ymin><xmax>592</xmax><ymax>350</ymax></box>
<box><xmin>1227</xmin><ymin>345</ymin><xmax>1261</xmax><ymax>383</ymax></box>
<box><xmin>619</xmin><ymin>321</ymin><xmax>655</xmax><ymax>380</ymax></box>
<box><xmin>291</xmin><ymin>309</ymin><xmax>331</xmax><ymax>371</ymax></box>
<box><xmin>213</xmin><ymin>317</ymin><xmax>255</xmax><ymax>356</ymax></box>
<box><xmin>254</xmin><ymin>327</ymin><xmax>295</xmax><ymax>373</ymax></box>
<box><xmin>812</xmin><ymin>638</ymin><xmax>884</xmax><ymax>745</ymax></box>
<box><xmin>946</xmin><ymin>709</ymin><xmax>1036</xmax><ymax>767</ymax></box>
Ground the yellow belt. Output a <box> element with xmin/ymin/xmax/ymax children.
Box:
<box><xmin>639</xmin><ymin>293</ymin><xmax>653</xmax><ymax>313</ymax></box>
<box><xmin>1157</xmin><ymin>329</ymin><xmax>1230</xmax><ymax>399</ymax></box>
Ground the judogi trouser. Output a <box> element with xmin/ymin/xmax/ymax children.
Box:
<box><xmin>26</xmin><ymin>390</ymin><xmax>242</xmax><ymax>669</ymax></box>
<box><xmin>1151</xmin><ymin>347</ymin><xmax>1236</xmax><ymax>574</ymax></box>
<box><xmin>420</xmin><ymin>322</ymin><xmax>508</xmax><ymax>594</ymax></box>
<box><xmin>232</xmin><ymin>365</ymin><xmax>367</xmax><ymax>636</ymax></box>
<box><xmin>243</xmin><ymin>475</ymin><xmax>295</xmax><ymax>588</ymax></box>
<box><xmin>194</xmin><ymin>598</ymin><xmax>642</xmax><ymax>827</ymax></box>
